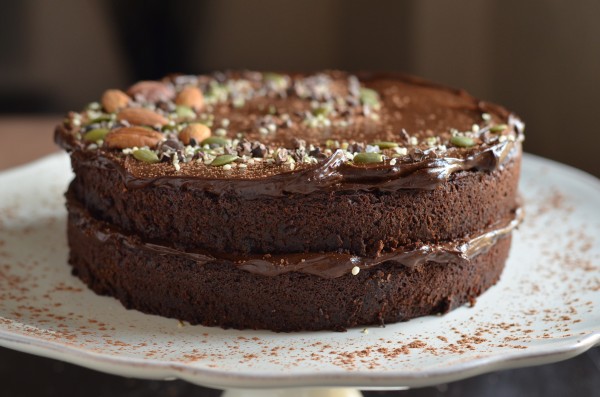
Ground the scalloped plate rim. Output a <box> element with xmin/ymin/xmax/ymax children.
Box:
<box><xmin>0</xmin><ymin>328</ymin><xmax>598</xmax><ymax>389</ymax></box>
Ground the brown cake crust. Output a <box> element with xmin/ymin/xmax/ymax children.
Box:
<box><xmin>67</xmin><ymin>195</ymin><xmax>511</xmax><ymax>332</ymax></box>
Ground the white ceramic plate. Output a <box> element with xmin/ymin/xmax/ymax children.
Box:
<box><xmin>0</xmin><ymin>153</ymin><xmax>598</xmax><ymax>390</ymax></box>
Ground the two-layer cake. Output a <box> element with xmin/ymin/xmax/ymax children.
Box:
<box><xmin>55</xmin><ymin>71</ymin><xmax>523</xmax><ymax>331</ymax></box>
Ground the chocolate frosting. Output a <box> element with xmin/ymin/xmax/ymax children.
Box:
<box><xmin>56</xmin><ymin>71</ymin><xmax>524</xmax><ymax>197</ymax></box>
<box><xmin>68</xmin><ymin>129</ymin><xmax>521</xmax><ymax>198</ymax></box>
<box><xmin>124</xmin><ymin>138</ymin><xmax>519</xmax><ymax>195</ymax></box>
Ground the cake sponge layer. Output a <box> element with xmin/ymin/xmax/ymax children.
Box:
<box><xmin>66</xmin><ymin>194</ymin><xmax>511</xmax><ymax>332</ymax></box>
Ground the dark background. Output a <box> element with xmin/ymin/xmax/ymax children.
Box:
<box><xmin>1</xmin><ymin>0</ymin><xmax>599</xmax><ymax>177</ymax></box>
<box><xmin>0</xmin><ymin>1</ymin><xmax>598</xmax><ymax>396</ymax></box>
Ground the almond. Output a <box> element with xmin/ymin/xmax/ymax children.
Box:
<box><xmin>127</xmin><ymin>81</ymin><xmax>175</xmax><ymax>102</ymax></box>
<box><xmin>101</xmin><ymin>89</ymin><xmax>130</xmax><ymax>113</ymax></box>
<box><xmin>179</xmin><ymin>123</ymin><xmax>211</xmax><ymax>145</ymax></box>
<box><xmin>117</xmin><ymin>107</ymin><xmax>168</xmax><ymax>126</ymax></box>
<box><xmin>104</xmin><ymin>126</ymin><xmax>164</xmax><ymax>149</ymax></box>
<box><xmin>175</xmin><ymin>86</ymin><xmax>205</xmax><ymax>110</ymax></box>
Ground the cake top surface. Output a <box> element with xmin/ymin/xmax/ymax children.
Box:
<box><xmin>55</xmin><ymin>71</ymin><xmax>523</xmax><ymax>187</ymax></box>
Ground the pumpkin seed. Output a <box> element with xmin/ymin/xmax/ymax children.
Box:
<box><xmin>263</xmin><ymin>72</ymin><xmax>286</xmax><ymax>85</ymax></box>
<box><xmin>175</xmin><ymin>105</ymin><xmax>196</xmax><ymax>120</ymax></box>
<box><xmin>373</xmin><ymin>141</ymin><xmax>398</xmax><ymax>149</ymax></box>
<box><xmin>87</xmin><ymin>115</ymin><xmax>113</xmax><ymax>125</ymax></box>
<box><xmin>83</xmin><ymin>128</ymin><xmax>110</xmax><ymax>142</ymax></box>
<box><xmin>232</xmin><ymin>97</ymin><xmax>245</xmax><ymax>108</ymax></box>
<box><xmin>201</xmin><ymin>136</ymin><xmax>228</xmax><ymax>147</ymax></box>
<box><xmin>451</xmin><ymin>136</ymin><xmax>476</xmax><ymax>147</ymax></box>
<box><xmin>325</xmin><ymin>139</ymin><xmax>339</xmax><ymax>149</ymax></box>
<box><xmin>359</xmin><ymin>87</ymin><xmax>380</xmax><ymax>107</ymax></box>
<box><xmin>313</xmin><ymin>106</ymin><xmax>330</xmax><ymax>117</ymax></box>
<box><xmin>161</xmin><ymin>124</ymin><xmax>179</xmax><ymax>132</ymax></box>
<box><xmin>210</xmin><ymin>154</ymin><xmax>238</xmax><ymax>166</ymax></box>
<box><xmin>132</xmin><ymin>149</ymin><xmax>159</xmax><ymax>163</ymax></box>
<box><xmin>353</xmin><ymin>152</ymin><xmax>383</xmax><ymax>164</ymax></box>
<box><xmin>490</xmin><ymin>124</ymin><xmax>508</xmax><ymax>133</ymax></box>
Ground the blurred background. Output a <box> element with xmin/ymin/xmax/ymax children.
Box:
<box><xmin>0</xmin><ymin>1</ymin><xmax>598</xmax><ymax>396</ymax></box>
<box><xmin>1</xmin><ymin>0</ymin><xmax>599</xmax><ymax>176</ymax></box>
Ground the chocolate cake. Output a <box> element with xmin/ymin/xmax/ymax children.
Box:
<box><xmin>55</xmin><ymin>71</ymin><xmax>524</xmax><ymax>331</ymax></box>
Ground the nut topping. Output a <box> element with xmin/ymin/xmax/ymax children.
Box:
<box><xmin>179</xmin><ymin>123</ymin><xmax>211</xmax><ymax>145</ymax></box>
<box><xmin>117</xmin><ymin>108</ymin><xmax>168</xmax><ymax>127</ymax></box>
<box><xmin>104</xmin><ymin>126</ymin><xmax>164</xmax><ymax>149</ymax></box>
<box><xmin>175</xmin><ymin>86</ymin><xmax>205</xmax><ymax>110</ymax></box>
<box><xmin>101</xmin><ymin>89</ymin><xmax>130</xmax><ymax>113</ymax></box>
<box><xmin>127</xmin><ymin>81</ymin><xmax>175</xmax><ymax>102</ymax></box>
<box><xmin>62</xmin><ymin>71</ymin><xmax>521</xmax><ymax>173</ymax></box>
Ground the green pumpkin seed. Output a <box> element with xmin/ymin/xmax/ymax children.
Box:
<box><xmin>263</xmin><ymin>72</ymin><xmax>286</xmax><ymax>85</ymax></box>
<box><xmin>232</xmin><ymin>97</ymin><xmax>245</xmax><ymax>108</ymax></box>
<box><xmin>313</xmin><ymin>106</ymin><xmax>330</xmax><ymax>117</ymax></box>
<box><xmin>489</xmin><ymin>124</ymin><xmax>508</xmax><ymax>133</ymax></box>
<box><xmin>87</xmin><ymin>115</ymin><xmax>113</xmax><ymax>125</ymax></box>
<box><xmin>175</xmin><ymin>105</ymin><xmax>196</xmax><ymax>120</ymax></box>
<box><xmin>132</xmin><ymin>149</ymin><xmax>159</xmax><ymax>163</ymax></box>
<box><xmin>353</xmin><ymin>152</ymin><xmax>383</xmax><ymax>164</ymax></box>
<box><xmin>210</xmin><ymin>154</ymin><xmax>238</xmax><ymax>166</ymax></box>
<box><xmin>451</xmin><ymin>136</ymin><xmax>476</xmax><ymax>147</ymax></box>
<box><xmin>373</xmin><ymin>141</ymin><xmax>398</xmax><ymax>149</ymax></box>
<box><xmin>359</xmin><ymin>87</ymin><xmax>380</xmax><ymax>107</ymax></box>
<box><xmin>201</xmin><ymin>136</ymin><xmax>229</xmax><ymax>147</ymax></box>
<box><xmin>205</xmin><ymin>83</ymin><xmax>228</xmax><ymax>103</ymax></box>
<box><xmin>326</xmin><ymin>139</ymin><xmax>339</xmax><ymax>149</ymax></box>
<box><xmin>161</xmin><ymin>124</ymin><xmax>179</xmax><ymax>132</ymax></box>
<box><xmin>83</xmin><ymin>128</ymin><xmax>110</xmax><ymax>142</ymax></box>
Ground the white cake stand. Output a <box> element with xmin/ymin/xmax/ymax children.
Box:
<box><xmin>0</xmin><ymin>153</ymin><xmax>598</xmax><ymax>396</ymax></box>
